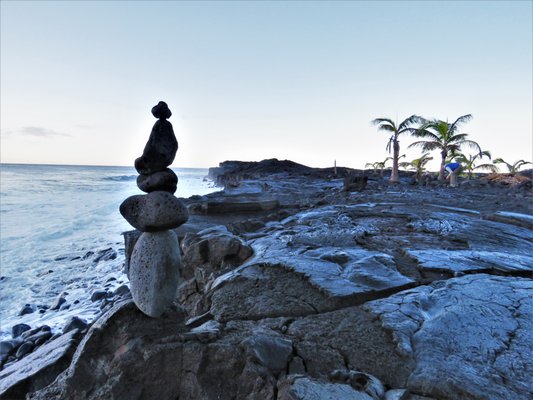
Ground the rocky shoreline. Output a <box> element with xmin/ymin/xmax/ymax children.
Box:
<box><xmin>1</xmin><ymin>159</ymin><xmax>532</xmax><ymax>399</ymax></box>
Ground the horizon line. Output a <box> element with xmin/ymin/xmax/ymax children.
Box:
<box><xmin>0</xmin><ymin>162</ymin><xmax>211</xmax><ymax>169</ymax></box>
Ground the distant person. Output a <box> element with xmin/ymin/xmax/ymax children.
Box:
<box><xmin>445</xmin><ymin>161</ymin><xmax>461</xmax><ymax>187</ymax></box>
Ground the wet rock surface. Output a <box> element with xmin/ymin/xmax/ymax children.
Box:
<box><xmin>19</xmin><ymin>160</ymin><xmax>533</xmax><ymax>399</ymax></box>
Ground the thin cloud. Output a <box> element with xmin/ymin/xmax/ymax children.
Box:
<box><xmin>13</xmin><ymin>126</ymin><xmax>71</xmax><ymax>137</ymax></box>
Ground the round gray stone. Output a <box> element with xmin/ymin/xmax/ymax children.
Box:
<box><xmin>129</xmin><ymin>231</ymin><xmax>182</xmax><ymax>317</ymax></box>
<box><xmin>137</xmin><ymin>168</ymin><xmax>178</xmax><ymax>194</ymax></box>
<box><xmin>119</xmin><ymin>191</ymin><xmax>189</xmax><ymax>232</ymax></box>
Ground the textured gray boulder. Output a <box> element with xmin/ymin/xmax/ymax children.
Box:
<box><xmin>241</xmin><ymin>333</ymin><xmax>293</xmax><ymax>374</ymax></box>
<box><xmin>129</xmin><ymin>230</ymin><xmax>182</xmax><ymax>317</ymax></box>
<box><xmin>137</xmin><ymin>168</ymin><xmax>178</xmax><ymax>194</ymax></box>
<box><xmin>119</xmin><ymin>191</ymin><xmax>189</xmax><ymax>232</ymax></box>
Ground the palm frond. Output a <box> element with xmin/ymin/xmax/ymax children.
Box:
<box><xmin>398</xmin><ymin>114</ymin><xmax>423</xmax><ymax>131</ymax></box>
<box><xmin>410</xmin><ymin>128</ymin><xmax>440</xmax><ymax>141</ymax></box>
<box><xmin>376</xmin><ymin>124</ymin><xmax>396</xmax><ymax>133</ymax></box>
<box><xmin>493</xmin><ymin>158</ymin><xmax>511</xmax><ymax>172</ymax></box>
<box><xmin>514</xmin><ymin>160</ymin><xmax>531</xmax><ymax>166</ymax></box>
<box><xmin>371</xmin><ymin>118</ymin><xmax>395</xmax><ymax>126</ymax></box>
<box><xmin>478</xmin><ymin>150</ymin><xmax>491</xmax><ymax>160</ymax></box>
<box><xmin>408</xmin><ymin>141</ymin><xmax>441</xmax><ymax>152</ymax></box>
<box><xmin>371</xmin><ymin>118</ymin><xmax>396</xmax><ymax>133</ymax></box>
<box><xmin>449</xmin><ymin>114</ymin><xmax>473</xmax><ymax>134</ymax></box>
<box><xmin>449</xmin><ymin>133</ymin><xmax>470</xmax><ymax>143</ymax></box>
<box><xmin>458</xmin><ymin>139</ymin><xmax>482</xmax><ymax>153</ymax></box>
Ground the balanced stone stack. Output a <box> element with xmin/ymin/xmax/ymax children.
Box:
<box><xmin>119</xmin><ymin>101</ymin><xmax>189</xmax><ymax>318</ymax></box>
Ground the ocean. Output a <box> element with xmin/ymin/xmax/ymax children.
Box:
<box><xmin>0</xmin><ymin>164</ymin><xmax>217</xmax><ymax>339</ymax></box>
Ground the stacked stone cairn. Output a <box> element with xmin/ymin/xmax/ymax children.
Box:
<box><xmin>119</xmin><ymin>101</ymin><xmax>189</xmax><ymax>318</ymax></box>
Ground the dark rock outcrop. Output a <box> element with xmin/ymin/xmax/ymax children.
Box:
<box><xmin>25</xmin><ymin>160</ymin><xmax>533</xmax><ymax>400</ymax></box>
<box><xmin>0</xmin><ymin>330</ymin><xmax>80</xmax><ymax>399</ymax></box>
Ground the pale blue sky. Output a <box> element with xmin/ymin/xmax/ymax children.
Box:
<box><xmin>1</xmin><ymin>1</ymin><xmax>531</xmax><ymax>169</ymax></box>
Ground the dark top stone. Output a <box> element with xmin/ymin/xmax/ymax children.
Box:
<box><xmin>151</xmin><ymin>101</ymin><xmax>172</xmax><ymax>120</ymax></box>
<box><xmin>137</xmin><ymin>168</ymin><xmax>178</xmax><ymax>194</ymax></box>
<box><xmin>134</xmin><ymin>119</ymin><xmax>178</xmax><ymax>175</ymax></box>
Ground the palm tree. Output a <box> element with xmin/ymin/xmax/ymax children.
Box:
<box><xmin>456</xmin><ymin>150</ymin><xmax>497</xmax><ymax>179</ymax></box>
<box><xmin>365</xmin><ymin>157</ymin><xmax>392</xmax><ymax>178</ymax></box>
<box><xmin>493</xmin><ymin>158</ymin><xmax>532</xmax><ymax>174</ymax></box>
<box><xmin>371</xmin><ymin>115</ymin><xmax>422</xmax><ymax>183</ymax></box>
<box><xmin>409</xmin><ymin>114</ymin><xmax>481</xmax><ymax>180</ymax></box>
<box><xmin>399</xmin><ymin>153</ymin><xmax>433</xmax><ymax>183</ymax></box>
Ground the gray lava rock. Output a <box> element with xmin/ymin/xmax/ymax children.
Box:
<box><xmin>384</xmin><ymin>389</ymin><xmax>408</xmax><ymax>400</ymax></box>
<box><xmin>129</xmin><ymin>230</ymin><xmax>182</xmax><ymax>317</ymax></box>
<box><xmin>344</xmin><ymin>174</ymin><xmax>368</xmax><ymax>192</ymax></box>
<box><xmin>25</xmin><ymin>331</ymin><xmax>52</xmax><ymax>346</ymax></box>
<box><xmin>329</xmin><ymin>370</ymin><xmax>385</xmax><ymax>399</ymax></box>
<box><xmin>90</xmin><ymin>290</ymin><xmax>107</xmax><ymax>302</ymax></box>
<box><xmin>27</xmin><ymin>300</ymin><xmax>186</xmax><ymax>400</ymax></box>
<box><xmin>364</xmin><ymin>274</ymin><xmax>533</xmax><ymax>399</ymax></box>
<box><xmin>278</xmin><ymin>376</ymin><xmax>375</xmax><ymax>400</ymax></box>
<box><xmin>0</xmin><ymin>339</ymin><xmax>22</xmax><ymax>356</ymax></box>
<box><xmin>12</xmin><ymin>324</ymin><xmax>31</xmax><ymax>338</ymax></box>
<box><xmin>113</xmin><ymin>284</ymin><xmax>131</xmax><ymax>298</ymax></box>
<box><xmin>137</xmin><ymin>168</ymin><xmax>178</xmax><ymax>194</ymax></box>
<box><xmin>188</xmin><ymin>199</ymin><xmax>280</xmax><ymax>215</ymax></box>
<box><xmin>18</xmin><ymin>304</ymin><xmax>35</xmax><ymax>316</ymax></box>
<box><xmin>181</xmin><ymin>226</ymin><xmax>253</xmax><ymax>279</ymax></box>
<box><xmin>16</xmin><ymin>342</ymin><xmax>34</xmax><ymax>358</ymax></box>
<box><xmin>120</xmin><ymin>191</ymin><xmax>189</xmax><ymax>232</ymax></box>
<box><xmin>49</xmin><ymin>295</ymin><xmax>66</xmax><ymax>311</ymax></box>
<box><xmin>93</xmin><ymin>248</ymin><xmax>117</xmax><ymax>263</ymax></box>
<box><xmin>242</xmin><ymin>333</ymin><xmax>292</xmax><ymax>374</ymax></box>
<box><xmin>63</xmin><ymin>317</ymin><xmax>88</xmax><ymax>334</ymax></box>
<box><xmin>134</xmin><ymin>103</ymin><xmax>177</xmax><ymax>175</ymax></box>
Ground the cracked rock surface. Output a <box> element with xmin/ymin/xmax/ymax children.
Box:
<box><xmin>22</xmin><ymin>161</ymin><xmax>532</xmax><ymax>400</ymax></box>
<box><xmin>365</xmin><ymin>274</ymin><xmax>533</xmax><ymax>399</ymax></box>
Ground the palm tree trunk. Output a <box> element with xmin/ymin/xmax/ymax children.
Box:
<box><xmin>439</xmin><ymin>149</ymin><xmax>447</xmax><ymax>180</ymax></box>
<box><xmin>390</xmin><ymin>139</ymin><xmax>400</xmax><ymax>183</ymax></box>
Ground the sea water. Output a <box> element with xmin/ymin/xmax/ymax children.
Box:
<box><xmin>0</xmin><ymin>164</ymin><xmax>217</xmax><ymax>339</ymax></box>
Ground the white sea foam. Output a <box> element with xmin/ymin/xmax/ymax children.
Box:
<box><xmin>0</xmin><ymin>164</ymin><xmax>217</xmax><ymax>339</ymax></box>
